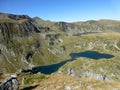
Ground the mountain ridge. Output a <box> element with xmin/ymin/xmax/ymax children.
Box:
<box><xmin>1</xmin><ymin>12</ymin><xmax>120</xmax><ymax>90</ymax></box>
<box><xmin>0</xmin><ymin>12</ymin><xmax>120</xmax><ymax>74</ymax></box>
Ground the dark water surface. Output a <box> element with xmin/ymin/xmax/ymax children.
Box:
<box><xmin>33</xmin><ymin>51</ymin><xmax>114</xmax><ymax>74</ymax></box>
<box><xmin>70</xmin><ymin>51</ymin><xmax>114</xmax><ymax>60</ymax></box>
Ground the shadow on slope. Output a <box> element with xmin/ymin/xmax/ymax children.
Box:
<box><xmin>21</xmin><ymin>84</ymin><xmax>39</xmax><ymax>90</ymax></box>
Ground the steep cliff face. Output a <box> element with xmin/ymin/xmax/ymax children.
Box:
<box><xmin>0</xmin><ymin>13</ymin><xmax>41</xmax><ymax>38</ymax></box>
<box><xmin>0</xmin><ymin>21</ymin><xmax>40</xmax><ymax>40</ymax></box>
<box><xmin>0</xmin><ymin>13</ymin><xmax>58</xmax><ymax>73</ymax></box>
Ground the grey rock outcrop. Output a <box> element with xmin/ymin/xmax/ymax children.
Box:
<box><xmin>68</xmin><ymin>68</ymin><xmax>76</xmax><ymax>76</ymax></box>
<box><xmin>82</xmin><ymin>71</ymin><xmax>111</xmax><ymax>81</ymax></box>
<box><xmin>0</xmin><ymin>75</ymin><xmax>19</xmax><ymax>90</ymax></box>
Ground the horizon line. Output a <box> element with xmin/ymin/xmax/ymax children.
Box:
<box><xmin>1</xmin><ymin>12</ymin><xmax>120</xmax><ymax>23</ymax></box>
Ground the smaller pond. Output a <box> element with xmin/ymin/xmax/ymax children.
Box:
<box><xmin>33</xmin><ymin>59</ymin><xmax>72</xmax><ymax>74</ymax></box>
<box><xmin>33</xmin><ymin>51</ymin><xmax>114</xmax><ymax>74</ymax></box>
<box><xmin>70</xmin><ymin>51</ymin><xmax>114</xmax><ymax>60</ymax></box>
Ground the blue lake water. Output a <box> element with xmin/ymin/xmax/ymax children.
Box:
<box><xmin>33</xmin><ymin>51</ymin><xmax>114</xmax><ymax>74</ymax></box>
<box><xmin>70</xmin><ymin>51</ymin><xmax>114</xmax><ymax>60</ymax></box>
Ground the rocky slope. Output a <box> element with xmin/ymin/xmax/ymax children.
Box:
<box><xmin>0</xmin><ymin>13</ymin><xmax>57</xmax><ymax>73</ymax></box>
<box><xmin>1</xmin><ymin>12</ymin><xmax>120</xmax><ymax>90</ymax></box>
<box><xmin>0</xmin><ymin>12</ymin><xmax>120</xmax><ymax>75</ymax></box>
<box><xmin>18</xmin><ymin>73</ymin><xmax>120</xmax><ymax>90</ymax></box>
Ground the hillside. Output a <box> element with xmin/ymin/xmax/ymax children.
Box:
<box><xmin>19</xmin><ymin>73</ymin><xmax>120</xmax><ymax>90</ymax></box>
<box><xmin>1</xmin><ymin>12</ymin><xmax>120</xmax><ymax>89</ymax></box>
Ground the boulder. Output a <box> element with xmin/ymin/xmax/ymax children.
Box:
<box><xmin>68</xmin><ymin>68</ymin><xmax>76</xmax><ymax>76</ymax></box>
<box><xmin>0</xmin><ymin>75</ymin><xmax>19</xmax><ymax>90</ymax></box>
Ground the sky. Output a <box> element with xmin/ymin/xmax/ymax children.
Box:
<box><xmin>0</xmin><ymin>0</ymin><xmax>120</xmax><ymax>22</ymax></box>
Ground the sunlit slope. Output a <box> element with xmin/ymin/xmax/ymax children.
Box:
<box><xmin>1</xmin><ymin>12</ymin><xmax>120</xmax><ymax>73</ymax></box>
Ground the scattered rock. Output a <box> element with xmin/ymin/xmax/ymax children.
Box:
<box><xmin>82</xmin><ymin>71</ymin><xmax>111</xmax><ymax>81</ymax></box>
<box><xmin>21</xmin><ymin>68</ymin><xmax>34</xmax><ymax>74</ymax></box>
<box><xmin>25</xmin><ymin>51</ymin><xmax>33</xmax><ymax>61</ymax></box>
<box><xmin>0</xmin><ymin>49</ymin><xmax>1</xmax><ymax>54</ymax></box>
<box><xmin>65</xmin><ymin>85</ymin><xmax>72</xmax><ymax>90</ymax></box>
<box><xmin>68</xmin><ymin>68</ymin><xmax>76</xmax><ymax>76</ymax></box>
<box><xmin>58</xmin><ymin>70</ymin><xmax>63</xmax><ymax>74</ymax></box>
<box><xmin>59</xmin><ymin>46</ymin><xmax>66</xmax><ymax>53</ymax></box>
<box><xmin>0</xmin><ymin>75</ymin><xmax>19</xmax><ymax>90</ymax></box>
<box><xmin>48</xmin><ymin>41</ymin><xmax>54</xmax><ymax>46</ymax></box>
<box><xmin>58</xmin><ymin>39</ymin><xmax>63</xmax><ymax>43</ymax></box>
